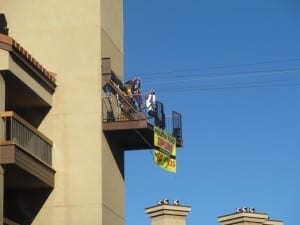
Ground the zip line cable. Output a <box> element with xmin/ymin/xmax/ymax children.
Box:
<box><xmin>123</xmin><ymin>65</ymin><xmax>300</xmax><ymax>94</ymax></box>
<box><xmin>141</xmin><ymin>68</ymin><xmax>300</xmax><ymax>85</ymax></box>
<box><xmin>156</xmin><ymin>82</ymin><xmax>300</xmax><ymax>93</ymax></box>
<box><xmin>141</xmin><ymin>67</ymin><xmax>300</xmax><ymax>81</ymax></box>
<box><xmin>127</xmin><ymin>57</ymin><xmax>300</xmax><ymax>78</ymax></box>
<box><xmin>105</xmin><ymin>77</ymin><xmax>300</xmax><ymax>98</ymax></box>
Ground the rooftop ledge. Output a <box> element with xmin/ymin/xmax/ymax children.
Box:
<box><xmin>218</xmin><ymin>212</ymin><xmax>283</xmax><ymax>225</ymax></box>
<box><xmin>0</xmin><ymin>34</ymin><xmax>56</xmax><ymax>88</ymax></box>
<box><xmin>145</xmin><ymin>204</ymin><xmax>192</xmax><ymax>218</ymax></box>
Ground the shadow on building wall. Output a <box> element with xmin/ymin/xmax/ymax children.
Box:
<box><xmin>0</xmin><ymin>14</ymin><xmax>9</xmax><ymax>35</ymax></box>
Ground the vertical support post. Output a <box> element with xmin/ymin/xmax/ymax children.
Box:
<box><xmin>0</xmin><ymin>73</ymin><xmax>5</xmax><ymax>224</ymax></box>
<box><xmin>0</xmin><ymin>166</ymin><xmax>3</xmax><ymax>225</ymax></box>
<box><xmin>0</xmin><ymin>73</ymin><xmax>4</xmax><ymax>140</ymax></box>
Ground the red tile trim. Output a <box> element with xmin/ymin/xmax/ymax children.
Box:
<box><xmin>0</xmin><ymin>34</ymin><xmax>56</xmax><ymax>84</ymax></box>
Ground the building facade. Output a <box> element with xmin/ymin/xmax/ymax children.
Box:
<box><xmin>0</xmin><ymin>0</ymin><xmax>124</xmax><ymax>224</ymax></box>
<box><xmin>0</xmin><ymin>1</ymin><xmax>183</xmax><ymax>224</ymax></box>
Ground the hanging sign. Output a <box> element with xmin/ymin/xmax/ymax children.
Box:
<box><xmin>153</xmin><ymin>126</ymin><xmax>176</xmax><ymax>173</ymax></box>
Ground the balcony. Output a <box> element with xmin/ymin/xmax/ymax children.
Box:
<box><xmin>0</xmin><ymin>34</ymin><xmax>56</xmax><ymax>127</ymax></box>
<box><xmin>102</xmin><ymin>58</ymin><xmax>183</xmax><ymax>150</ymax></box>
<box><xmin>0</xmin><ymin>110</ymin><xmax>54</xmax><ymax>224</ymax></box>
<box><xmin>0</xmin><ymin>111</ymin><xmax>54</xmax><ymax>189</ymax></box>
<box><xmin>0</xmin><ymin>33</ymin><xmax>56</xmax><ymax>225</ymax></box>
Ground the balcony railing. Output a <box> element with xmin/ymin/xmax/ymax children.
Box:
<box><xmin>102</xmin><ymin>94</ymin><xmax>141</xmax><ymax>122</ymax></box>
<box><xmin>102</xmin><ymin>95</ymin><xmax>183</xmax><ymax>144</ymax></box>
<box><xmin>0</xmin><ymin>111</ymin><xmax>52</xmax><ymax>166</ymax></box>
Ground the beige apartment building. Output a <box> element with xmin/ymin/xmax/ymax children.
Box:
<box><xmin>0</xmin><ymin>0</ymin><xmax>183</xmax><ymax>224</ymax></box>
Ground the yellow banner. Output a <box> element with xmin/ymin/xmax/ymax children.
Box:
<box><xmin>154</xmin><ymin>127</ymin><xmax>176</xmax><ymax>173</ymax></box>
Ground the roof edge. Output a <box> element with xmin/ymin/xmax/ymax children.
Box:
<box><xmin>0</xmin><ymin>34</ymin><xmax>56</xmax><ymax>85</ymax></box>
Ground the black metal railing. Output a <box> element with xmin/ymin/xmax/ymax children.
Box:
<box><xmin>171</xmin><ymin>111</ymin><xmax>182</xmax><ymax>142</ymax></box>
<box><xmin>102</xmin><ymin>95</ymin><xmax>182</xmax><ymax>136</ymax></box>
<box><xmin>102</xmin><ymin>94</ymin><xmax>137</xmax><ymax>122</ymax></box>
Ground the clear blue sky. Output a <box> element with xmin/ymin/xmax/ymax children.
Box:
<box><xmin>124</xmin><ymin>1</ymin><xmax>300</xmax><ymax>225</ymax></box>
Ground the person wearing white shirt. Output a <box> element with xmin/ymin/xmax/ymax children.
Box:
<box><xmin>146</xmin><ymin>90</ymin><xmax>156</xmax><ymax>117</ymax></box>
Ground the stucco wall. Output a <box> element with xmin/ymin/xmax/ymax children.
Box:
<box><xmin>0</xmin><ymin>0</ymin><xmax>125</xmax><ymax>224</ymax></box>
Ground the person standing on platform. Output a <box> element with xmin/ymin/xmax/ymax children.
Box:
<box><xmin>146</xmin><ymin>90</ymin><xmax>156</xmax><ymax>117</ymax></box>
<box><xmin>131</xmin><ymin>77</ymin><xmax>143</xmax><ymax>110</ymax></box>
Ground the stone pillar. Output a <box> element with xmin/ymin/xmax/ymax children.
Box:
<box><xmin>0</xmin><ymin>74</ymin><xmax>5</xmax><ymax>225</ymax></box>
<box><xmin>218</xmin><ymin>208</ymin><xmax>283</xmax><ymax>225</ymax></box>
<box><xmin>145</xmin><ymin>202</ymin><xmax>191</xmax><ymax>225</ymax></box>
